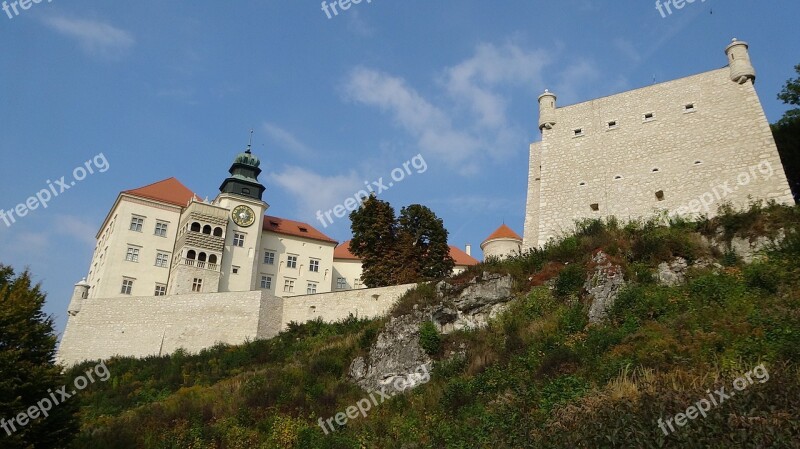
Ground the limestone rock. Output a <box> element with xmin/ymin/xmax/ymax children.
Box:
<box><xmin>585</xmin><ymin>252</ymin><xmax>626</xmax><ymax>324</ymax></box>
<box><xmin>432</xmin><ymin>272</ymin><xmax>515</xmax><ymax>333</ymax></box>
<box><xmin>657</xmin><ymin>257</ymin><xmax>688</xmax><ymax>286</ymax></box>
<box><xmin>349</xmin><ymin>312</ymin><xmax>432</xmax><ymax>394</ymax></box>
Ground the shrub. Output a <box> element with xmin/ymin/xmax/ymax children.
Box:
<box><xmin>419</xmin><ymin>320</ymin><xmax>442</xmax><ymax>355</ymax></box>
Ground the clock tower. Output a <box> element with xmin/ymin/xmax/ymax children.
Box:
<box><xmin>214</xmin><ymin>141</ymin><xmax>269</xmax><ymax>292</ymax></box>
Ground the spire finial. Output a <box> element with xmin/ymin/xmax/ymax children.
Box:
<box><xmin>246</xmin><ymin>129</ymin><xmax>254</xmax><ymax>154</ymax></box>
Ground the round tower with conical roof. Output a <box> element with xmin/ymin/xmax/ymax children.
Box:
<box><xmin>481</xmin><ymin>224</ymin><xmax>523</xmax><ymax>261</ymax></box>
<box><xmin>538</xmin><ymin>89</ymin><xmax>557</xmax><ymax>131</ymax></box>
<box><xmin>67</xmin><ymin>278</ymin><xmax>90</xmax><ymax>316</ymax></box>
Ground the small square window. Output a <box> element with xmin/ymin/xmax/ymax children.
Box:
<box><xmin>121</xmin><ymin>279</ymin><xmax>134</xmax><ymax>295</ymax></box>
<box><xmin>284</xmin><ymin>279</ymin><xmax>295</xmax><ymax>293</ymax></box>
<box><xmin>264</xmin><ymin>251</ymin><xmax>275</xmax><ymax>264</ymax></box>
<box><xmin>590</xmin><ymin>203</ymin><xmax>600</xmax><ymax>211</ymax></box>
<box><xmin>125</xmin><ymin>247</ymin><xmax>140</xmax><ymax>262</ymax></box>
<box><xmin>232</xmin><ymin>266</ymin><xmax>240</xmax><ymax>275</ymax></box>
<box><xmin>607</xmin><ymin>120</ymin><xmax>618</xmax><ymax>129</ymax></box>
<box><xmin>309</xmin><ymin>259</ymin><xmax>320</xmax><ymax>272</ymax></box>
<box><xmin>233</xmin><ymin>233</ymin><xmax>245</xmax><ymax>247</ymax></box>
<box><xmin>129</xmin><ymin>217</ymin><xmax>144</xmax><ymax>232</ymax></box>
<box><xmin>154</xmin><ymin>284</ymin><xmax>167</xmax><ymax>296</ymax></box>
<box><xmin>287</xmin><ymin>255</ymin><xmax>297</xmax><ymax>269</ymax></box>
<box><xmin>307</xmin><ymin>283</ymin><xmax>318</xmax><ymax>295</ymax></box>
<box><xmin>154</xmin><ymin>222</ymin><xmax>168</xmax><ymax>237</ymax></box>
<box><xmin>155</xmin><ymin>252</ymin><xmax>169</xmax><ymax>267</ymax></box>
<box><xmin>573</xmin><ymin>128</ymin><xmax>584</xmax><ymax>137</ymax></box>
<box><xmin>260</xmin><ymin>275</ymin><xmax>272</xmax><ymax>289</ymax></box>
<box><xmin>643</xmin><ymin>112</ymin><xmax>655</xmax><ymax>122</ymax></box>
<box><xmin>192</xmin><ymin>278</ymin><xmax>203</xmax><ymax>292</ymax></box>
<box><xmin>336</xmin><ymin>277</ymin><xmax>348</xmax><ymax>290</ymax></box>
<box><xmin>684</xmin><ymin>103</ymin><xmax>696</xmax><ymax>112</ymax></box>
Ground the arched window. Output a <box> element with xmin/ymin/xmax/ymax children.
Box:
<box><xmin>208</xmin><ymin>254</ymin><xmax>218</xmax><ymax>264</ymax></box>
<box><xmin>213</xmin><ymin>227</ymin><xmax>223</xmax><ymax>237</ymax></box>
<box><xmin>187</xmin><ymin>250</ymin><xmax>197</xmax><ymax>260</ymax></box>
<box><xmin>202</xmin><ymin>225</ymin><xmax>212</xmax><ymax>234</ymax></box>
<box><xmin>190</xmin><ymin>222</ymin><xmax>201</xmax><ymax>232</ymax></box>
<box><xmin>198</xmin><ymin>252</ymin><xmax>207</xmax><ymax>262</ymax></box>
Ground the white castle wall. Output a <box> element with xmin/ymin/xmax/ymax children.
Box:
<box><xmin>57</xmin><ymin>284</ymin><xmax>417</xmax><ymax>366</ymax></box>
<box><xmin>524</xmin><ymin>67</ymin><xmax>794</xmax><ymax>248</ymax></box>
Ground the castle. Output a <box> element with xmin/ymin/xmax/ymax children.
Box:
<box><xmin>58</xmin><ymin>38</ymin><xmax>790</xmax><ymax>366</ymax></box>
<box><xmin>523</xmin><ymin>39</ymin><xmax>794</xmax><ymax>248</ymax></box>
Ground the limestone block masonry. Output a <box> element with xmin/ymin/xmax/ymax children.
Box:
<box><xmin>523</xmin><ymin>40</ymin><xmax>794</xmax><ymax>249</ymax></box>
<box><xmin>57</xmin><ymin>284</ymin><xmax>417</xmax><ymax>366</ymax></box>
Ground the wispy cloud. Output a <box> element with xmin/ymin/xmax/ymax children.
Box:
<box><xmin>269</xmin><ymin>166</ymin><xmax>362</xmax><ymax>221</ymax></box>
<box><xmin>42</xmin><ymin>16</ymin><xmax>134</xmax><ymax>57</ymax></box>
<box><xmin>343</xmin><ymin>67</ymin><xmax>483</xmax><ymax>175</ymax></box>
<box><xmin>262</xmin><ymin>123</ymin><xmax>316</xmax><ymax>159</ymax></box>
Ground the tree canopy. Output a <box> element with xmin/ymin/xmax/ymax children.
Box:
<box><xmin>349</xmin><ymin>196</ymin><xmax>454</xmax><ymax>287</ymax></box>
<box><xmin>771</xmin><ymin>63</ymin><xmax>800</xmax><ymax>202</ymax></box>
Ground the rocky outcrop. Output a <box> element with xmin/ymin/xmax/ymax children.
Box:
<box><xmin>432</xmin><ymin>272</ymin><xmax>515</xmax><ymax>334</ymax></box>
<box><xmin>657</xmin><ymin>257</ymin><xmax>688</xmax><ymax>287</ymax></box>
<box><xmin>349</xmin><ymin>312</ymin><xmax>431</xmax><ymax>394</ymax></box>
<box><xmin>585</xmin><ymin>252</ymin><xmax>626</xmax><ymax>324</ymax></box>
<box><xmin>702</xmin><ymin>229</ymin><xmax>785</xmax><ymax>264</ymax></box>
<box><xmin>350</xmin><ymin>272</ymin><xmax>516</xmax><ymax>392</ymax></box>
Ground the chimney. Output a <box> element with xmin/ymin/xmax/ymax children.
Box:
<box><xmin>465</xmin><ymin>244</ymin><xmax>472</xmax><ymax>256</ymax></box>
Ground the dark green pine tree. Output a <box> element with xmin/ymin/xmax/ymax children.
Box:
<box><xmin>349</xmin><ymin>195</ymin><xmax>399</xmax><ymax>288</ymax></box>
<box><xmin>772</xmin><ymin>63</ymin><xmax>800</xmax><ymax>202</ymax></box>
<box><xmin>0</xmin><ymin>264</ymin><xmax>78</xmax><ymax>448</ymax></box>
<box><xmin>397</xmin><ymin>204</ymin><xmax>454</xmax><ymax>281</ymax></box>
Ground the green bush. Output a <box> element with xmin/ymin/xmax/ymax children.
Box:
<box><xmin>419</xmin><ymin>320</ymin><xmax>442</xmax><ymax>355</ymax></box>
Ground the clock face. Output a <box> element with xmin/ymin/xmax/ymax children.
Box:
<box><xmin>232</xmin><ymin>205</ymin><xmax>255</xmax><ymax>227</ymax></box>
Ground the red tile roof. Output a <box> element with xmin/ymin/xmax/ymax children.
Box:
<box><xmin>334</xmin><ymin>241</ymin><xmax>359</xmax><ymax>260</ymax></box>
<box><xmin>263</xmin><ymin>215</ymin><xmax>337</xmax><ymax>244</ymax></box>
<box><xmin>333</xmin><ymin>240</ymin><xmax>479</xmax><ymax>266</ymax></box>
<box><xmin>450</xmin><ymin>245</ymin><xmax>479</xmax><ymax>266</ymax></box>
<box><xmin>123</xmin><ymin>177</ymin><xmax>201</xmax><ymax>207</ymax></box>
<box><xmin>483</xmin><ymin>224</ymin><xmax>522</xmax><ymax>244</ymax></box>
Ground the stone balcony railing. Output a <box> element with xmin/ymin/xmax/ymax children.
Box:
<box><xmin>182</xmin><ymin>258</ymin><xmax>219</xmax><ymax>272</ymax></box>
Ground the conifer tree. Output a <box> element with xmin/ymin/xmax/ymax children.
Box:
<box><xmin>0</xmin><ymin>265</ymin><xmax>78</xmax><ymax>448</ymax></box>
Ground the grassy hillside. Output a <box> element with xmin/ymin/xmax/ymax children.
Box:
<box><xmin>65</xmin><ymin>203</ymin><xmax>800</xmax><ymax>448</ymax></box>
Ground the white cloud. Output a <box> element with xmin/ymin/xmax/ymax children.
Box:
<box><xmin>444</xmin><ymin>42</ymin><xmax>551</xmax><ymax>128</ymax></box>
<box><xmin>343</xmin><ymin>67</ymin><xmax>482</xmax><ymax>174</ymax></box>
<box><xmin>269</xmin><ymin>166</ymin><xmax>363</xmax><ymax>221</ymax></box>
<box><xmin>262</xmin><ymin>123</ymin><xmax>315</xmax><ymax>159</ymax></box>
<box><xmin>42</xmin><ymin>16</ymin><xmax>134</xmax><ymax>57</ymax></box>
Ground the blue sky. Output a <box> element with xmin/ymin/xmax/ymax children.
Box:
<box><xmin>1</xmin><ymin>0</ymin><xmax>798</xmax><ymax>338</ymax></box>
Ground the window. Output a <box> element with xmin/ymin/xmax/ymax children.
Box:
<box><xmin>307</xmin><ymin>283</ymin><xmax>318</xmax><ymax>294</ymax></box>
<box><xmin>190</xmin><ymin>222</ymin><xmax>201</xmax><ymax>232</ymax></box>
<box><xmin>336</xmin><ymin>277</ymin><xmax>348</xmax><ymax>290</ymax></box>
<box><xmin>309</xmin><ymin>259</ymin><xmax>320</xmax><ymax>272</ymax></box>
<box><xmin>287</xmin><ymin>255</ymin><xmax>297</xmax><ymax>269</ymax></box>
<box><xmin>614</xmin><ymin>175</ymin><xmax>623</xmax><ymax>180</ymax></box>
<box><xmin>121</xmin><ymin>279</ymin><xmax>134</xmax><ymax>295</ymax></box>
<box><xmin>684</xmin><ymin>103</ymin><xmax>696</xmax><ymax>113</ymax></box>
<box><xmin>155</xmin><ymin>252</ymin><xmax>169</xmax><ymax>267</ymax></box>
<box><xmin>154</xmin><ymin>284</ymin><xmax>167</xmax><ymax>296</ymax></box>
<box><xmin>260</xmin><ymin>275</ymin><xmax>272</xmax><ymax>289</ymax></box>
<box><xmin>694</xmin><ymin>160</ymin><xmax>703</xmax><ymax>165</ymax></box>
<box><xmin>607</xmin><ymin>120</ymin><xmax>618</xmax><ymax>129</ymax></box>
<box><xmin>652</xmin><ymin>167</ymin><xmax>661</xmax><ymax>173</ymax></box>
<box><xmin>643</xmin><ymin>112</ymin><xmax>655</xmax><ymax>122</ymax></box>
<box><xmin>129</xmin><ymin>217</ymin><xmax>143</xmax><ymax>232</ymax></box>
<box><xmin>284</xmin><ymin>279</ymin><xmax>295</xmax><ymax>293</ymax></box>
<box><xmin>233</xmin><ymin>233</ymin><xmax>245</xmax><ymax>247</ymax></box>
<box><xmin>232</xmin><ymin>266</ymin><xmax>240</xmax><ymax>274</ymax></box>
<box><xmin>573</xmin><ymin>128</ymin><xmax>584</xmax><ymax>137</ymax></box>
<box><xmin>192</xmin><ymin>278</ymin><xmax>203</xmax><ymax>292</ymax></box>
<box><xmin>213</xmin><ymin>227</ymin><xmax>223</xmax><ymax>237</ymax></box>
<box><xmin>264</xmin><ymin>251</ymin><xmax>275</xmax><ymax>265</ymax></box>
<box><xmin>298</xmin><ymin>227</ymin><xmax>308</xmax><ymax>233</ymax></box>
<box><xmin>202</xmin><ymin>225</ymin><xmax>212</xmax><ymax>235</ymax></box>
<box><xmin>590</xmin><ymin>203</ymin><xmax>600</xmax><ymax>211</ymax></box>
<box><xmin>125</xmin><ymin>247</ymin><xmax>140</xmax><ymax>262</ymax></box>
<box><xmin>354</xmin><ymin>278</ymin><xmax>363</xmax><ymax>289</ymax></box>
<box><xmin>154</xmin><ymin>222</ymin><xmax>168</xmax><ymax>237</ymax></box>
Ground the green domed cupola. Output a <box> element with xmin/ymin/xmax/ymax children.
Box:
<box><xmin>219</xmin><ymin>132</ymin><xmax>266</xmax><ymax>201</ymax></box>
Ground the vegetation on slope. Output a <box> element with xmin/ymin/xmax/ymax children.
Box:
<box><xmin>66</xmin><ymin>202</ymin><xmax>800</xmax><ymax>448</ymax></box>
